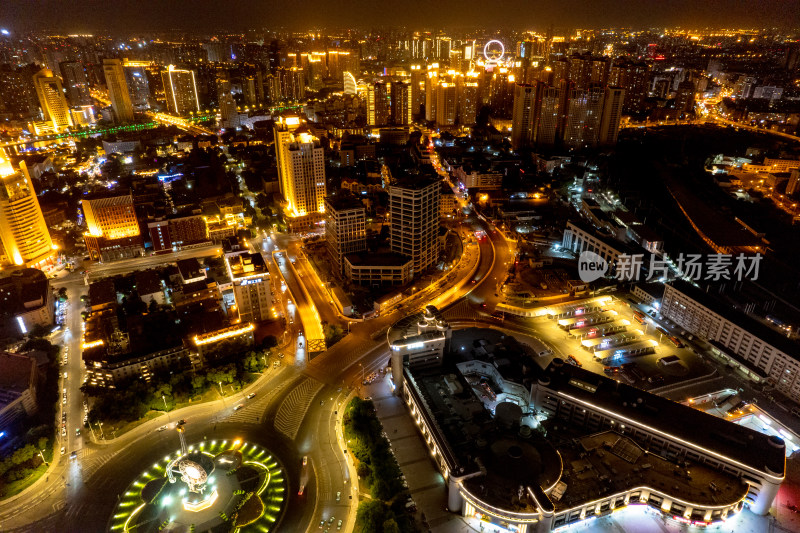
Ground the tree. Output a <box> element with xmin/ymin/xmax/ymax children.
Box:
<box><xmin>355</xmin><ymin>500</ymin><xmax>388</xmax><ymax>533</ymax></box>
<box><xmin>148</xmin><ymin>299</ymin><xmax>159</xmax><ymax>313</ymax></box>
<box><xmin>261</xmin><ymin>335</ymin><xmax>278</xmax><ymax>349</ymax></box>
<box><xmin>382</xmin><ymin>519</ymin><xmax>401</xmax><ymax>533</ymax></box>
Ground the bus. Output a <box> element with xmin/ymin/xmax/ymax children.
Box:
<box><xmin>667</xmin><ymin>336</ymin><xmax>684</xmax><ymax>348</ymax></box>
<box><xmin>632</xmin><ymin>311</ymin><xmax>646</xmax><ymax>324</ymax></box>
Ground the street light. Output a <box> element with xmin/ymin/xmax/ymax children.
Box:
<box><xmin>38</xmin><ymin>448</ymin><xmax>49</xmax><ymax>466</ymax></box>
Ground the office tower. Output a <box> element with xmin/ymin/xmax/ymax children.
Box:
<box><xmin>537</xmin><ymin>85</ymin><xmax>562</xmax><ymax>146</ymax></box>
<box><xmin>391</xmin><ymin>81</ymin><xmax>412</xmax><ymax>125</ymax></box>
<box><xmin>459</xmin><ymin>73</ymin><xmax>480</xmax><ymax>125</ymax></box>
<box><xmin>227</xmin><ymin>253</ymin><xmax>274</xmax><ymax>323</ymax></box>
<box><xmin>599</xmin><ymin>87</ymin><xmax>625</xmax><ymax>145</ymax></box>
<box><xmin>436</xmin><ymin>80</ymin><xmax>458</xmax><ymax>126</ymax></box>
<box><xmin>343</xmin><ymin>71</ymin><xmax>357</xmax><ymax>95</ymax></box>
<box><xmin>389</xmin><ymin>178</ymin><xmax>440</xmax><ymax>276</ymax></box>
<box><xmin>123</xmin><ymin>63</ymin><xmax>151</xmax><ymax>107</ymax></box>
<box><xmin>367</xmin><ymin>81</ymin><xmax>390</xmax><ymax>126</ymax></box>
<box><xmin>102</xmin><ymin>59</ymin><xmax>135</xmax><ymax>123</ymax></box>
<box><xmin>609</xmin><ymin>60</ymin><xmax>650</xmax><ymax>114</ymax></box>
<box><xmin>425</xmin><ymin>71</ymin><xmax>438</xmax><ymax>122</ymax></box>
<box><xmin>324</xmin><ymin>192</ymin><xmax>366</xmax><ymax>275</ymax></box>
<box><xmin>59</xmin><ymin>61</ymin><xmax>91</xmax><ymax>106</ymax></box>
<box><xmin>409</xmin><ymin>64</ymin><xmax>425</xmax><ymax>116</ymax></box>
<box><xmin>511</xmin><ymin>83</ymin><xmax>540</xmax><ymax>150</ymax></box>
<box><xmin>0</xmin><ymin>155</ymin><xmax>54</xmax><ymax>267</ymax></box>
<box><xmin>274</xmin><ymin>116</ymin><xmax>326</xmax><ymax>218</ymax></box>
<box><xmin>32</xmin><ymin>69</ymin><xmax>73</xmax><ymax>132</ymax></box>
<box><xmin>563</xmin><ymin>85</ymin><xmax>605</xmax><ymax>149</ymax></box>
<box><xmin>161</xmin><ymin>65</ymin><xmax>200</xmax><ymax>115</ymax></box>
<box><xmin>82</xmin><ymin>194</ymin><xmax>144</xmax><ymax>261</ymax></box>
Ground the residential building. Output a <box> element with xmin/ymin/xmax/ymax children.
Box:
<box><xmin>598</xmin><ymin>87</ymin><xmax>625</xmax><ymax>145</ymax></box>
<box><xmin>148</xmin><ymin>215</ymin><xmax>209</xmax><ymax>253</ymax></box>
<box><xmin>161</xmin><ymin>65</ymin><xmax>200</xmax><ymax>115</ymax></box>
<box><xmin>391</xmin><ymin>81</ymin><xmax>412</xmax><ymax>125</ymax></box>
<box><xmin>59</xmin><ymin>61</ymin><xmax>91</xmax><ymax>106</ymax></box>
<box><xmin>367</xmin><ymin>81</ymin><xmax>390</xmax><ymax>126</ymax></box>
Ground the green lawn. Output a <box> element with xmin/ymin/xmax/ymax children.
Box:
<box><xmin>0</xmin><ymin>463</ymin><xmax>48</xmax><ymax>500</ymax></box>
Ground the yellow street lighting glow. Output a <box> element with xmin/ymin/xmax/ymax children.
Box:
<box><xmin>82</xmin><ymin>339</ymin><xmax>104</xmax><ymax>349</ymax></box>
<box><xmin>193</xmin><ymin>323</ymin><xmax>255</xmax><ymax>346</ymax></box>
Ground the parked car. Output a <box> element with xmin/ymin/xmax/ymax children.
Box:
<box><xmin>247</xmin><ymin>393</ymin><xmax>256</xmax><ymax>399</ymax></box>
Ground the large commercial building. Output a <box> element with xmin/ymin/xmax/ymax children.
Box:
<box><xmin>0</xmin><ymin>157</ymin><xmax>54</xmax><ymax>267</ymax></box>
<box><xmin>147</xmin><ymin>214</ymin><xmax>209</xmax><ymax>253</ymax></box>
<box><xmin>324</xmin><ymin>192</ymin><xmax>366</xmax><ymax>276</ymax></box>
<box><xmin>274</xmin><ymin>115</ymin><xmax>327</xmax><ymax>227</ymax></box>
<box><xmin>31</xmin><ymin>68</ymin><xmax>73</xmax><ymax>133</ymax></box>
<box><xmin>82</xmin><ymin>194</ymin><xmax>144</xmax><ymax>261</ymax></box>
<box><xmin>389</xmin><ymin>177</ymin><xmax>440</xmax><ymax>276</ymax></box>
<box><xmin>227</xmin><ymin>253</ymin><xmax>274</xmax><ymax>323</ymax></box>
<box><xmin>161</xmin><ymin>65</ymin><xmax>200</xmax><ymax>115</ymax></box>
<box><xmin>102</xmin><ymin>59</ymin><xmax>135</xmax><ymax>123</ymax></box>
<box><xmin>661</xmin><ymin>281</ymin><xmax>800</xmax><ymax>399</ymax></box>
<box><xmin>392</xmin><ymin>319</ymin><xmax>786</xmax><ymax>533</ymax></box>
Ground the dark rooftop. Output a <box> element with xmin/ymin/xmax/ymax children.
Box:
<box><xmin>345</xmin><ymin>252</ymin><xmax>412</xmax><ymax>267</ymax></box>
<box><xmin>325</xmin><ymin>191</ymin><xmax>365</xmax><ymax>212</ymax></box>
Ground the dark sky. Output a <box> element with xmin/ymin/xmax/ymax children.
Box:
<box><xmin>1</xmin><ymin>0</ymin><xmax>798</xmax><ymax>33</ymax></box>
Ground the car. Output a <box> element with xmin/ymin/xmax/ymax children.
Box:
<box><xmin>328</xmin><ymin>517</ymin><xmax>335</xmax><ymax>525</ymax></box>
<box><xmin>337</xmin><ymin>520</ymin><xmax>343</xmax><ymax>530</ymax></box>
<box><xmin>566</xmin><ymin>355</ymin><xmax>582</xmax><ymax>367</ymax></box>
<box><xmin>298</xmin><ymin>484</ymin><xmax>305</xmax><ymax>495</ymax></box>
<box><xmin>247</xmin><ymin>393</ymin><xmax>256</xmax><ymax>399</ymax></box>
<box><xmin>336</xmin><ymin>491</ymin><xmax>341</xmax><ymax>502</ymax></box>
<box><xmin>75</xmin><ymin>428</ymin><xmax>80</xmax><ymax>436</ymax></box>
<box><xmin>319</xmin><ymin>520</ymin><xmax>325</xmax><ymax>529</ymax></box>
<box><xmin>278</xmin><ymin>353</ymin><xmax>285</xmax><ymax>358</ymax></box>
<box><xmin>61</xmin><ymin>427</ymin><xmax>66</xmax><ymax>437</ymax></box>
<box><xmin>157</xmin><ymin>425</ymin><xmax>168</xmax><ymax>432</ymax></box>
<box><xmin>70</xmin><ymin>451</ymin><xmax>77</xmax><ymax>459</ymax></box>
<box><xmin>63</xmin><ymin>372</ymin><xmax>68</xmax><ymax>379</ymax></box>
<box><xmin>364</xmin><ymin>396</ymin><xmax>372</xmax><ymax>401</ymax></box>
<box><xmin>303</xmin><ymin>456</ymin><xmax>308</xmax><ymax>466</ymax></box>
<box><xmin>61</xmin><ymin>446</ymin><xmax>66</xmax><ymax>455</ymax></box>
<box><xmin>234</xmin><ymin>403</ymin><xmax>244</xmax><ymax>411</ymax></box>
<box><xmin>63</xmin><ymin>397</ymin><xmax>67</xmax><ymax>405</ymax></box>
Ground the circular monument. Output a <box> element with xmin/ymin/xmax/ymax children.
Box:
<box><xmin>108</xmin><ymin>423</ymin><xmax>286</xmax><ymax>533</ymax></box>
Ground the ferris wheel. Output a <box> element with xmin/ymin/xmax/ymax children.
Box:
<box><xmin>483</xmin><ymin>40</ymin><xmax>505</xmax><ymax>64</ymax></box>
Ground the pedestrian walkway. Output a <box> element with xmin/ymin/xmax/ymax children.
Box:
<box><xmin>274</xmin><ymin>378</ymin><xmax>323</xmax><ymax>440</ymax></box>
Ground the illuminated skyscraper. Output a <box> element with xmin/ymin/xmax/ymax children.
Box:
<box><xmin>598</xmin><ymin>86</ymin><xmax>625</xmax><ymax>145</ymax></box>
<box><xmin>436</xmin><ymin>80</ymin><xmax>458</xmax><ymax>126</ymax></box>
<box><xmin>161</xmin><ymin>65</ymin><xmax>200</xmax><ymax>115</ymax></box>
<box><xmin>425</xmin><ymin>69</ymin><xmax>439</xmax><ymax>122</ymax></box>
<box><xmin>343</xmin><ymin>71</ymin><xmax>357</xmax><ymax>95</ymax></box>
<box><xmin>274</xmin><ymin>116</ymin><xmax>326</xmax><ymax>218</ymax></box>
<box><xmin>59</xmin><ymin>61</ymin><xmax>91</xmax><ymax>106</ymax></box>
<box><xmin>391</xmin><ymin>81</ymin><xmax>412</xmax><ymax>125</ymax></box>
<box><xmin>32</xmin><ymin>68</ymin><xmax>73</xmax><ymax>132</ymax></box>
<box><xmin>102</xmin><ymin>59</ymin><xmax>135</xmax><ymax>123</ymax></box>
<box><xmin>367</xmin><ymin>81</ymin><xmax>390</xmax><ymax>126</ymax></box>
<box><xmin>389</xmin><ymin>178</ymin><xmax>440</xmax><ymax>276</ymax></box>
<box><xmin>0</xmin><ymin>155</ymin><xmax>54</xmax><ymax>267</ymax></box>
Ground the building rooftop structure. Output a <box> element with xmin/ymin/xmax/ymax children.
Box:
<box><xmin>345</xmin><ymin>252</ymin><xmax>412</xmax><ymax>267</ymax></box>
<box><xmin>177</xmin><ymin>258</ymin><xmax>206</xmax><ymax>284</ymax></box>
<box><xmin>227</xmin><ymin>252</ymin><xmax>268</xmax><ymax>280</ymax></box>
<box><xmin>0</xmin><ymin>352</ymin><xmax>37</xmax><ymax>399</ymax></box>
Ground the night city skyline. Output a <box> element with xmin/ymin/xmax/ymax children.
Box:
<box><xmin>0</xmin><ymin>0</ymin><xmax>799</xmax><ymax>32</ymax></box>
<box><xmin>0</xmin><ymin>4</ymin><xmax>800</xmax><ymax>533</ymax></box>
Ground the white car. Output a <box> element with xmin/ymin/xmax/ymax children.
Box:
<box><xmin>60</xmin><ymin>446</ymin><xmax>66</xmax><ymax>455</ymax></box>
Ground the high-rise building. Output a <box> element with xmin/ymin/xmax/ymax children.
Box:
<box><xmin>0</xmin><ymin>156</ymin><xmax>54</xmax><ymax>267</ymax></box>
<box><xmin>227</xmin><ymin>253</ymin><xmax>274</xmax><ymax>323</ymax></box>
<box><xmin>161</xmin><ymin>65</ymin><xmax>200</xmax><ymax>115</ymax></box>
<box><xmin>511</xmin><ymin>83</ymin><xmax>540</xmax><ymax>150</ymax></box>
<box><xmin>82</xmin><ymin>194</ymin><xmax>144</xmax><ymax>261</ymax></box>
<box><xmin>537</xmin><ymin>85</ymin><xmax>562</xmax><ymax>146</ymax></box>
<box><xmin>674</xmin><ymin>79</ymin><xmax>696</xmax><ymax>115</ymax></box>
<box><xmin>367</xmin><ymin>81</ymin><xmax>390</xmax><ymax>126</ymax></box>
<box><xmin>425</xmin><ymin>70</ymin><xmax>439</xmax><ymax>122</ymax></box>
<box><xmin>274</xmin><ymin>115</ymin><xmax>327</xmax><ymax>219</ymax></box>
<box><xmin>276</xmin><ymin>67</ymin><xmax>305</xmax><ymax>101</ymax></box>
<box><xmin>599</xmin><ymin>87</ymin><xmax>625</xmax><ymax>146</ymax></box>
<box><xmin>32</xmin><ymin>69</ymin><xmax>73</xmax><ymax>132</ymax></box>
<box><xmin>409</xmin><ymin>64</ymin><xmax>425</xmax><ymax>117</ymax></box>
<box><xmin>343</xmin><ymin>71</ymin><xmax>357</xmax><ymax>95</ymax></box>
<box><xmin>563</xmin><ymin>85</ymin><xmax>605</xmax><ymax>149</ymax></box>
<box><xmin>102</xmin><ymin>59</ymin><xmax>135</xmax><ymax>123</ymax></box>
<box><xmin>459</xmin><ymin>73</ymin><xmax>480</xmax><ymax>125</ymax></box>
<box><xmin>609</xmin><ymin>60</ymin><xmax>650</xmax><ymax>114</ymax></box>
<box><xmin>390</xmin><ymin>178</ymin><xmax>440</xmax><ymax>276</ymax></box>
<box><xmin>436</xmin><ymin>80</ymin><xmax>458</xmax><ymax>127</ymax></box>
<box><xmin>124</xmin><ymin>63</ymin><xmax>151</xmax><ymax>107</ymax></box>
<box><xmin>489</xmin><ymin>68</ymin><xmax>515</xmax><ymax>118</ymax></box>
<box><xmin>59</xmin><ymin>61</ymin><xmax>91</xmax><ymax>106</ymax></box>
<box><xmin>391</xmin><ymin>81</ymin><xmax>412</xmax><ymax>125</ymax></box>
<box><xmin>324</xmin><ymin>191</ymin><xmax>366</xmax><ymax>275</ymax></box>
<box><xmin>0</xmin><ymin>65</ymin><xmax>39</xmax><ymax>119</ymax></box>
<box><xmin>216</xmin><ymin>78</ymin><xmax>239</xmax><ymax>128</ymax></box>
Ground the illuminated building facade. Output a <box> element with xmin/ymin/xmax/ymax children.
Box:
<box><xmin>389</xmin><ymin>177</ymin><xmax>440</xmax><ymax>276</ymax></box>
<box><xmin>274</xmin><ymin>115</ymin><xmax>326</xmax><ymax>223</ymax></box>
<box><xmin>102</xmin><ymin>58</ymin><xmax>135</xmax><ymax>123</ymax></box>
<box><xmin>324</xmin><ymin>192</ymin><xmax>366</xmax><ymax>276</ymax></box>
<box><xmin>148</xmin><ymin>215</ymin><xmax>209</xmax><ymax>253</ymax></box>
<box><xmin>82</xmin><ymin>194</ymin><xmax>144</xmax><ymax>261</ymax></box>
<box><xmin>367</xmin><ymin>81</ymin><xmax>390</xmax><ymax>126</ymax></box>
<box><xmin>161</xmin><ymin>65</ymin><xmax>200</xmax><ymax>115</ymax></box>
<box><xmin>227</xmin><ymin>253</ymin><xmax>274</xmax><ymax>323</ymax></box>
<box><xmin>511</xmin><ymin>83</ymin><xmax>540</xmax><ymax>150</ymax></box>
<box><xmin>435</xmin><ymin>80</ymin><xmax>458</xmax><ymax>126</ymax></box>
<box><xmin>343</xmin><ymin>71</ymin><xmax>357</xmax><ymax>95</ymax></box>
<box><xmin>31</xmin><ymin>68</ymin><xmax>73</xmax><ymax>133</ymax></box>
<box><xmin>391</xmin><ymin>81</ymin><xmax>412</xmax><ymax>125</ymax></box>
<box><xmin>0</xmin><ymin>157</ymin><xmax>54</xmax><ymax>267</ymax></box>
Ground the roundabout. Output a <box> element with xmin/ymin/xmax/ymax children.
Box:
<box><xmin>108</xmin><ymin>426</ymin><xmax>286</xmax><ymax>533</ymax></box>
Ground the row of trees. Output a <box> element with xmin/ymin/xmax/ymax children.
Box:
<box><xmin>344</xmin><ymin>398</ymin><xmax>417</xmax><ymax>533</ymax></box>
<box><xmin>0</xmin><ymin>437</ymin><xmax>50</xmax><ymax>496</ymax></box>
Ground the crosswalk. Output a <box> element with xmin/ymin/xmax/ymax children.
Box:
<box><xmin>222</xmin><ymin>377</ymin><xmax>293</xmax><ymax>424</ymax></box>
<box><xmin>443</xmin><ymin>299</ymin><xmax>481</xmax><ymax>321</ymax></box>
<box><xmin>274</xmin><ymin>378</ymin><xmax>323</xmax><ymax>440</ymax></box>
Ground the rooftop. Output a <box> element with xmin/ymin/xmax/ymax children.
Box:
<box><xmin>325</xmin><ymin>191</ymin><xmax>365</xmax><ymax>212</ymax></box>
<box><xmin>228</xmin><ymin>253</ymin><xmax>268</xmax><ymax>279</ymax></box>
<box><xmin>0</xmin><ymin>352</ymin><xmax>35</xmax><ymax>397</ymax></box>
<box><xmin>345</xmin><ymin>252</ymin><xmax>412</xmax><ymax>268</ymax></box>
